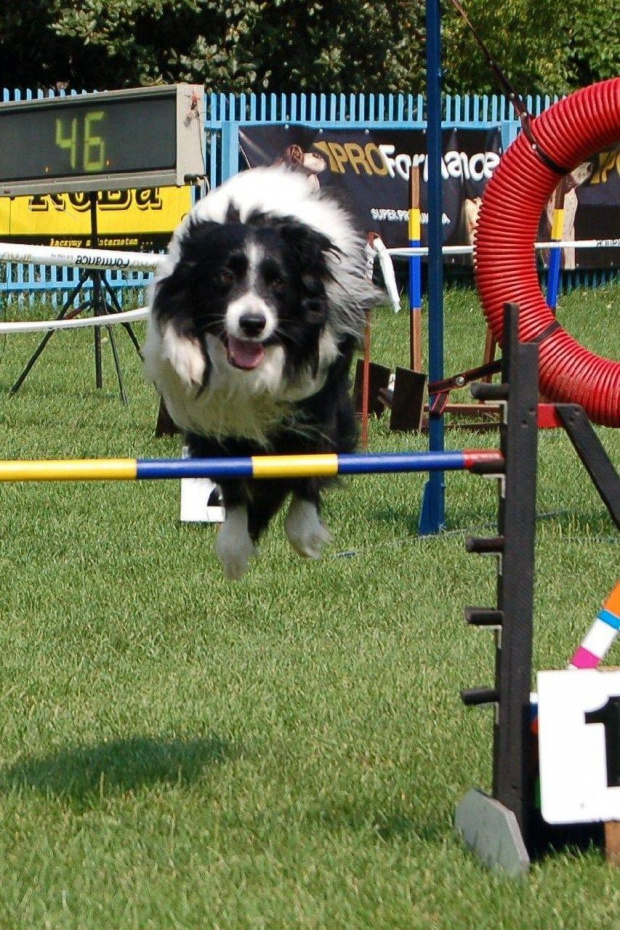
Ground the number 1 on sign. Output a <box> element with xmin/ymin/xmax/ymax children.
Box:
<box><xmin>538</xmin><ymin>669</ymin><xmax>620</xmax><ymax>824</ymax></box>
<box><xmin>586</xmin><ymin>696</ymin><xmax>620</xmax><ymax>788</ymax></box>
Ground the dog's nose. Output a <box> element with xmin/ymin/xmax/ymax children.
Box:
<box><xmin>238</xmin><ymin>312</ymin><xmax>267</xmax><ymax>338</ymax></box>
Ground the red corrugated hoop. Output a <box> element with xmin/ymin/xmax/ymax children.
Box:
<box><xmin>475</xmin><ymin>78</ymin><xmax>620</xmax><ymax>427</ymax></box>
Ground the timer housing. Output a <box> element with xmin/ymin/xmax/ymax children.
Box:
<box><xmin>0</xmin><ymin>84</ymin><xmax>205</xmax><ymax>196</ymax></box>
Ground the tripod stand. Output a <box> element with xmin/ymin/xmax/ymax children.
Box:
<box><xmin>10</xmin><ymin>191</ymin><xmax>143</xmax><ymax>404</ymax></box>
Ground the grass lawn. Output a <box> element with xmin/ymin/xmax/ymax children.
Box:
<box><xmin>0</xmin><ymin>282</ymin><xmax>618</xmax><ymax>928</ymax></box>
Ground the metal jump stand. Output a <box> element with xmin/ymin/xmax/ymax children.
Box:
<box><xmin>9</xmin><ymin>192</ymin><xmax>142</xmax><ymax>405</ymax></box>
<box><xmin>455</xmin><ymin>303</ymin><xmax>620</xmax><ymax>877</ymax></box>
<box><xmin>455</xmin><ymin>302</ymin><xmax>539</xmax><ymax>877</ymax></box>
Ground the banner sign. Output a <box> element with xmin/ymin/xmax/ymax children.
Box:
<box><xmin>240</xmin><ymin>124</ymin><xmax>502</xmax><ymax>259</ymax></box>
<box><xmin>0</xmin><ymin>186</ymin><xmax>192</xmax><ymax>252</ymax></box>
<box><xmin>538</xmin><ymin>146</ymin><xmax>620</xmax><ymax>270</ymax></box>
<box><xmin>573</xmin><ymin>146</ymin><xmax>620</xmax><ymax>269</ymax></box>
<box><xmin>241</xmin><ymin>126</ymin><xmax>619</xmax><ymax>269</ymax></box>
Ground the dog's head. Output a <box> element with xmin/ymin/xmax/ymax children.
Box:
<box><xmin>151</xmin><ymin>208</ymin><xmax>339</xmax><ymax>383</ymax></box>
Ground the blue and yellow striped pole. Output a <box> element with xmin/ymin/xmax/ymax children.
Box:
<box><xmin>408</xmin><ymin>165</ymin><xmax>423</xmax><ymax>373</ymax></box>
<box><xmin>546</xmin><ymin>181</ymin><xmax>565</xmax><ymax>312</ymax></box>
<box><xmin>0</xmin><ymin>450</ymin><xmax>504</xmax><ymax>482</ymax></box>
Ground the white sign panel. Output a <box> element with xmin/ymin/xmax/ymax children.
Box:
<box><xmin>179</xmin><ymin>476</ymin><xmax>225</xmax><ymax>523</ymax></box>
<box><xmin>179</xmin><ymin>447</ymin><xmax>224</xmax><ymax>524</ymax></box>
<box><xmin>537</xmin><ymin>669</ymin><xmax>620</xmax><ymax>824</ymax></box>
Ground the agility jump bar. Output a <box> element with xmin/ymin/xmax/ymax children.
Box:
<box><xmin>0</xmin><ymin>450</ymin><xmax>503</xmax><ymax>483</ymax></box>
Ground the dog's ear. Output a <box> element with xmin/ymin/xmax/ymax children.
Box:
<box><xmin>225</xmin><ymin>202</ymin><xmax>241</xmax><ymax>224</ymax></box>
<box><xmin>277</xmin><ymin>221</ymin><xmax>337</xmax><ymax>334</ymax></box>
<box><xmin>161</xmin><ymin>220</ymin><xmax>226</xmax><ymax>286</ymax></box>
<box><xmin>288</xmin><ymin>144</ymin><xmax>304</xmax><ymax>165</ymax></box>
<box><xmin>152</xmin><ymin>224</ymin><xmax>213</xmax><ymax>321</ymax></box>
<box><xmin>152</xmin><ymin>264</ymin><xmax>194</xmax><ymax>324</ymax></box>
<box><xmin>276</xmin><ymin>219</ymin><xmax>338</xmax><ymax>277</ymax></box>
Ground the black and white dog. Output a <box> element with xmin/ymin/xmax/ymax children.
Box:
<box><xmin>144</xmin><ymin>167</ymin><xmax>382</xmax><ymax>579</ymax></box>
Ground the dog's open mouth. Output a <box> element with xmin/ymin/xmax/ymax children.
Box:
<box><xmin>225</xmin><ymin>336</ymin><xmax>266</xmax><ymax>371</ymax></box>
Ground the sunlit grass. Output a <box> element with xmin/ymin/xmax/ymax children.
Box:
<box><xmin>0</xmin><ymin>284</ymin><xmax>617</xmax><ymax>928</ymax></box>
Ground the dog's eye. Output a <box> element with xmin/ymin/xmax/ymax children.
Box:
<box><xmin>217</xmin><ymin>269</ymin><xmax>235</xmax><ymax>286</ymax></box>
<box><xmin>270</xmin><ymin>275</ymin><xmax>286</xmax><ymax>291</ymax></box>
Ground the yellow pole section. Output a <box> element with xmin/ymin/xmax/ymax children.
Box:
<box><xmin>408</xmin><ymin>206</ymin><xmax>421</xmax><ymax>242</ymax></box>
<box><xmin>551</xmin><ymin>207</ymin><xmax>565</xmax><ymax>240</ymax></box>
<box><xmin>251</xmin><ymin>453</ymin><xmax>339</xmax><ymax>479</ymax></box>
<box><xmin>0</xmin><ymin>459</ymin><xmax>138</xmax><ymax>481</ymax></box>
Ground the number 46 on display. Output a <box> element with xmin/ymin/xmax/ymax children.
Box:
<box><xmin>55</xmin><ymin>111</ymin><xmax>106</xmax><ymax>173</ymax></box>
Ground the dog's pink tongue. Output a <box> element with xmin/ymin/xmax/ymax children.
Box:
<box><xmin>227</xmin><ymin>337</ymin><xmax>266</xmax><ymax>370</ymax></box>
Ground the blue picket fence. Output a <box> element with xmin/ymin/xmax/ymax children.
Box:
<box><xmin>203</xmin><ymin>89</ymin><xmax>528</xmax><ymax>185</ymax></box>
<box><xmin>0</xmin><ymin>87</ymin><xmax>616</xmax><ymax>305</ymax></box>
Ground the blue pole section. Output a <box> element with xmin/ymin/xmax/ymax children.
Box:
<box><xmin>139</xmin><ymin>457</ymin><xmax>254</xmax><ymax>480</ymax></box>
<box><xmin>408</xmin><ymin>166</ymin><xmax>423</xmax><ymax>372</ymax></box>
<box><xmin>419</xmin><ymin>0</ymin><xmax>446</xmax><ymax>535</ymax></box>
<box><xmin>546</xmin><ymin>247</ymin><xmax>562</xmax><ymax>311</ymax></box>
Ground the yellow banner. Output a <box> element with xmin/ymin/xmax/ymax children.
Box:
<box><xmin>0</xmin><ymin>187</ymin><xmax>192</xmax><ymax>251</ymax></box>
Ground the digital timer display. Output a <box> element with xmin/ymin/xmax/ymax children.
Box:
<box><xmin>0</xmin><ymin>85</ymin><xmax>205</xmax><ymax>196</ymax></box>
<box><xmin>0</xmin><ymin>97</ymin><xmax>176</xmax><ymax>182</ymax></box>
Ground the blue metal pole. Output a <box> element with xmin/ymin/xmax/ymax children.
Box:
<box><xmin>419</xmin><ymin>0</ymin><xmax>446</xmax><ymax>534</ymax></box>
<box><xmin>546</xmin><ymin>246</ymin><xmax>562</xmax><ymax>311</ymax></box>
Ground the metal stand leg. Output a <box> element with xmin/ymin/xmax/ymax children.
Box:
<box><xmin>9</xmin><ymin>271</ymin><xmax>90</xmax><ymax>395</ymax></box>
<box><xmin>102</xmin><ymin>275</ymin><xmax>143</xmax><ymax>357</ymax></box>
<box><xmin>8</xmin><ymin>192</ymin><xmax>142</xmax><ymax>404</ymax></box>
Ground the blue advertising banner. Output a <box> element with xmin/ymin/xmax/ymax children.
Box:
<box><xmin>240</xmin><ymin>124</ymin><xmax>502</xmax><ymax>258</ymax></box>
<box><xmin>240</xmin><ymin>126</ymin><xmax>619</xmax><ymax>268</ymax></box>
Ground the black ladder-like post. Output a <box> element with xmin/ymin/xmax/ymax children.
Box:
<box><xmin>456</xmin><ymin>302</ymin><xmax>540</xmax><ymax>877</ymax></box>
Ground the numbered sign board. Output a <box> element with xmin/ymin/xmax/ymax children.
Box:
<box><xmin>0</xmin><ymin>85</ymin><xmax>205</xmax><ymax>196</ymax></box>
<box><xmin>537</xmin><ymin>669</ymin><xmax>620</xmax><ymax>824</ymax></box>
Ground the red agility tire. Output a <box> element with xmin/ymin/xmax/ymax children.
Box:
<box><xmin>475</xmin><ymin>78</ymin><xmax>620</xmax><ymax>427</ymax></box>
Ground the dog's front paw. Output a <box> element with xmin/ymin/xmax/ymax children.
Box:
<box><xmin>162</xmin><ymin>325</ymin><xmax>206</xmax><ymax>388</ymax></box>
<box><xmin>215</xmin><ymin>508</ymin><xmax>255</xmax><ymax>580</ymax></box>
<box><xmin>285</xmin><ymin>498</ymin><xmax>332</xmax><ymax>560</ymax></box>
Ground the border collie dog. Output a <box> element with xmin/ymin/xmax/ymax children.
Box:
<box><xmin>144</xmin><ymin>167</ymin><xmax>382</xmax><ymax>579</ymax></box>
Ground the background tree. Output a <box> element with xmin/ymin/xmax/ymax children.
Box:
<box><xmin>0</xmin><ymin>0</ymin><xmax>616</xmax><ymax>96</ymax></box>
<box><xmin>443</xmin><ymin>0</ymin><xmax>619</xmax><ymax>96</ymax></box>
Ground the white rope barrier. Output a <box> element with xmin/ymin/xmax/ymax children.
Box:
<box><xmin>3</xmin><ymin>238</ymin><xmax>616</xmax><ymax>272</ymax></box>
<box><xmin>0</xmin><ymin>236</ymin><xmax>615</xmax><ymax>333</ymax></box>
<box><xmin>0</xmin><ymin>241</ymin><xmax>164</xmax><ymax>272</ymax></box>
<box><xmin>0</xmin><ymin>306</ymin><xmax>149</xmax><ymax>334</ymax></box>
<box><xmin>2</xmin><ymin>238</ymin><xmax>616</xmax><ymax>270</ymax></box>
<box><xmin>0</xmin><ymin>241</ymin><xmax>157</xmax><ymax>334</ymax></box>
<box><xmin>387</xmin><ymin>239</ymin><xmax>620</xmax><ymax>258</ymax></box>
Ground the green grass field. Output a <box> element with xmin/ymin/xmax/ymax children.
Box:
<box><xmin>0</xmin><ymin>283</ymin><xmax>618</xmax><ymax>928</ymax></box>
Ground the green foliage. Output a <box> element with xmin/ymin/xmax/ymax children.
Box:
<box><xmin>0</xmin><ymin>0</ymin><xmax>617</xmax><ymax>95</ymax></box>
<box><xmin>569</xmin><ymin>0</ymin><xmax>620</xmax><ymax>87</ymax></box>
<box><xmin>443</xmin><ymin>0</ymin><xmax>620</xmax><ymax>95</ymax></box>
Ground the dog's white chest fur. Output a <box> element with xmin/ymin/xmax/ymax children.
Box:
<box><xmin>143</xmin><ymin>324</ymin><xmax>339</xmax><ymax>444</ymax></box>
